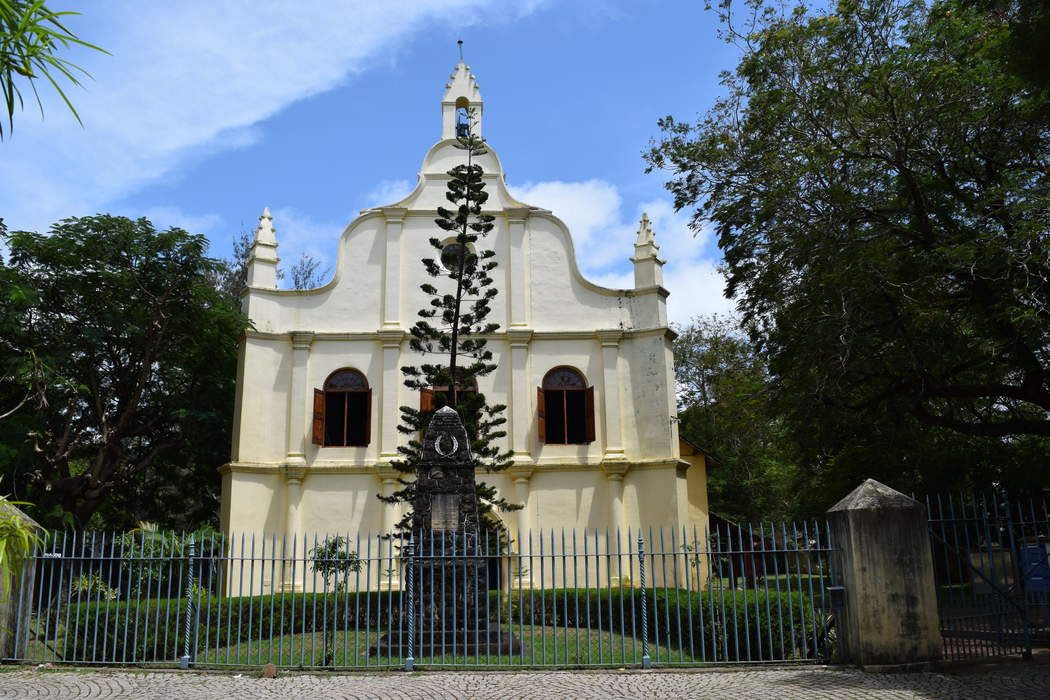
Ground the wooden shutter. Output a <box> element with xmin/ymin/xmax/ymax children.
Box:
<box><xmin>312</xmin><ymin>388</ymin><xmax>325</xmax><ymax>445</ymax></box>
<box><xmin>584</xmin><ymin>386</ymin><xmax>596</xmax><ymax>443</ymax></box>
<box><xmin>363</xmin><ymin>388</ymin><xmax>373</xmax><ymax>446</ymax></box>
<box><xmin>537</xmin><ymin>387</ymin><xmax>546</xmax><ymax>443</ymax></box>
<box><xmin>419</xmin><ymin>388</ymin><xmax>434</xmax><ymax>439</ymax></box>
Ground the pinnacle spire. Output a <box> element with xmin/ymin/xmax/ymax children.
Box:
<box><xmin>635</xmin><ymin>213</ymin><xmax>658</xmax><ymax>248</ymax></box>
<box><xmin>255</xmin><ymin>207</ymin><xmax>276</xmax><ymax>246</ymax></box>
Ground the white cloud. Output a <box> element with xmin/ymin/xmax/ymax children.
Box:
<box><xmin>365</xmin><ymin>179</ymin><xmax>415</xmax><ymax>208</ymax></box>
<box><xmin>507</xmin><ymin>178</ymin><xmax>733</xmax><ymax>325</ymax></box>
<box><xmin>269</xmin><ymin>206</ymin><xmax>342</xmax><ymax>288</ymax></box>
<box><xmin>0</xmin><ymin>0</ymin><xmax>546</xmax><ymax>232</ymax></box>
<box><xmin>140</xmin><ymin>206</ymin><xmax>222</xmax><ymax>236</ymax></box>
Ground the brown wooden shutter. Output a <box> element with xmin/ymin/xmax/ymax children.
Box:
<box><xmin>537</xmin><ymin>387</ymin><xmax>546</xmax><ymax>443</ymax></box>
<box><xmin>584</xmin><ymin>386</ymin><xmax>596</xmax><ymax>443</ymax></box>
<box><xmin>312</xmin><ymin>388</ymin><xmax>325</xmax><ymax>445</ymax></box>
<box><xmin>364</xmin><ymin>388</ymin><xmax>373</xmax><ymax>446</ymax></box>
<box><xmin>419</xmin><ymin>388</ymin><xmax>434</xmax><ymax>439</ymax></box>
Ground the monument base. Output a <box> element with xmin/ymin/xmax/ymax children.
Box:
<box><xmin>368</xmin><ymin>623</ymin><xmax>522</xmax><ymax>658</ymax></box>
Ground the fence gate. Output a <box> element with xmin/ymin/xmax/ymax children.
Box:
<box><xmin>926</xmin><ymin>494</ymin><xmax>1050</xmax><ymax>661</ymax></box>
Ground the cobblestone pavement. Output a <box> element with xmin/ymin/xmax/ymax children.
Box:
<box><xmin>2</xmin><ymin>663</ymin><xmax>1049</xmax><ymax>699</ymax></box>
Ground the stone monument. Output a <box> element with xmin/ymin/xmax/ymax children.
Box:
<box><xmin>371</xmin><ymin>406</ymin><xmax>519</xmax><ymax>658</ymax></box>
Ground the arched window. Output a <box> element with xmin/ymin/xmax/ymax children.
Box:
<box><xmin>538</xmin><ymin>367</ymin><xmax>595</xmax><ymax>445</ymax></box>
<box><xmin>312</xmin><ymin>369</ymin><xmax>371</xmax><ymax>447</ymax></box>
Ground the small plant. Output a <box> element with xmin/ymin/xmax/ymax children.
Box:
<box><xmin>309</xmin><ymin>535</ymin><xmax>361</xmax><ymax>667</ymax></box>
<box><xmin>310</xmin><ymin>536</ymin><xmax>362</xmax><ymax>593</ymax></box>
<box><xmin>0</xmin><ymin>496</ymin><xmax>42</xmax><ymax>598</ymax></box>
<box><xmin>69</xmin><ymin>572</ymin><xmax>118</xmax><ymax>601</ymax></box>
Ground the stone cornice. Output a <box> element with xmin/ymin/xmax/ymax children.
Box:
<box><xmin>504</xmin><ymin>207</ymin><xmax>531</xmax><ymax>224</ymax></box>
<box><xmin>379</xmin><ymin>207</ymin><xmax>408</xmax><ymax>223</ymax></box>
<box><xmin>289</xmin><ymin>330</ymin><xmax>315</xmax><ymax>349</ymax></box>
<box><xmin>377</xmin><ymin>328</ymin><xmax>407</xmax><ymax>347</ymax></box>
<box><xmin>625</xmin><ymin>285</ymin><xmax>670</xmax><ymax>299</ymax></box>
<box><xmin>220</xmin><ymin>458</ymin><xmax>684</xmax><ymax>476</ymax></box>
<box><xmin>244</xmin><ymin>327</ymin><xmax>673</xmax><ymax>344</ymax></box>
<box><xmin>506</xmin><ymin>327</ymin><xmax>534</xmax><ymax>346</ymax></box>
<box><xmin>595</xmin><ymin>329</ymin><xmax>623</xmax><ymax>347</ymax></box>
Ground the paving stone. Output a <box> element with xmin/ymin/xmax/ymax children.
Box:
<box><xmin>1</xmin><ymin>664</ymin><xmax>1049</xmax><ymax>699</ymax></box>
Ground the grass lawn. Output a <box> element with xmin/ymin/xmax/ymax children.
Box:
<box><xmin>196</xmin><ymin>623</ymin><xmax>709</xmax><ymax>669</ymax></box>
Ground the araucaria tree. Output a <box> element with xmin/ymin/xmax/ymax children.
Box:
<box><xmin>384</xmin><ymin>108</ymin><xmax>516</xmax><ymax>529</ymax></box>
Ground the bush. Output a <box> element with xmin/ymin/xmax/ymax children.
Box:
<box><xmin>494</xmin><ymin>587</ymin><xmax>826</xmax><ymax>661</ymax></box>
<box><xmin>62</xmin><ymin>590</ymin><xmax>408</xmax><ymax>662</ymax></box>
<box><xmin>62</xmin><ymin>587</ymin><xmax>827</xmax><ymax>663</ymax></box>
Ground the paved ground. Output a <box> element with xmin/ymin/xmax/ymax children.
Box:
<box><xmin>1</xmin><ymin>660</ymin><xmax>1049</xmax><ymax>699</ymax></box>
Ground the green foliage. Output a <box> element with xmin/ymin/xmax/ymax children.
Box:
<box><xmin>118</xmin><ymin>524</ymin><xmax>220</xmax><ymax>597</ymax></box>
<box><xmin>0</xmin><ymin>496</ymin><xmax>40</xmax><ymax>598</ymax></box>
<box><xmin>647</xmin><ymin>0</ymin><xmax>1050</xmax><ymax>499</ymax></box>
<box><xmin>0</xmin><ymin>215</ymin><xmax>250</xmax><ymax>528</ymax></box>
<box><xmin>0</xmin><ymin>0</ymin><xmax>108</xmax><ymax>139</ymax></box>
<box><xmin>674</xmin><ymin>315</ymin><xmax>800</xmax><ymax>521</ymax></box>
<box><xmin>61</xmin><ymin>592</ymin><xmax>408</xmax><ymax>662</ymax></box>
<box><xmin>496</xmin><ymin>586</ymin><xmax>823</xmax><ymax>662</ymax></box>
<box><xmin>309</xmin><ymin>536</ymin><xmax>362</xmax><ymax>592</ymax></box>
<box><xmin>61</xmin><ymin>586</ymin><xmax>824</xmax><ymax>663</ymax></box>
<box><xmin>69</xmin><ymin>572</ymin><xmax>118</xmax><ymax>601</ymax></box>
<box><xmin>387</xmin><ymin>107</ymin><xmax>517</xmax><ymax>527</ymax></box>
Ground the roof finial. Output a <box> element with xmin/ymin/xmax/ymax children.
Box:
<box><xmin>635</xmin><ymin>212</ymin><xmax>656</xmax><ymax>247</ymax></box>
<box><xmin>255</xmin><ymin>207</ymin><xmax>277</xmax><ymax>245</ymax></box>
<box><xmin>457</xmin><ymin>39</ymin><xmax>464</xmax><ymax>61</ymax></box>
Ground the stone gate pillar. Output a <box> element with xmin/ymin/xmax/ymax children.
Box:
<box><xmin>827</xmin><ymin>479</ymin><xmax>941</xmax><ymax>669</ymax></box>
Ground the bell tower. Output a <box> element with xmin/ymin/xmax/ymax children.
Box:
<box><xmin>441</xmin><ymin>50</ymin><xmax>483</xmax><ymax>140</ymax></box>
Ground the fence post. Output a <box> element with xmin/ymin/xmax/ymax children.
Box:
<box><xmin>405</xmin><ymin>533</ymin><xmax>415</xmax><ymax>672</ymax></box>
<box><xmin>179</xmin><ymin>534</ymin><xmax>197</xmax><ymax>669</ymax></box>
<box><xmin>827</xmin><ymin>479</ymin><xmax>941</xmax><ymax>670</ymax></box>
<box><xmin>638</xmin><ymin>534</ymin><xmax>651</xmax><ymax>669</ymax></box>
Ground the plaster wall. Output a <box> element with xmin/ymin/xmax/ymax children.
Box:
<box><xmin>222</xmin><ymin>82</ymin><xmax>709</xmax><ymax>560</ymax></box>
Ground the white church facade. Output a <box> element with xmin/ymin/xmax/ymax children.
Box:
<box><xmin>219</xmin><ymin>62</ymin><xmax>711</xmax><ymax>545</ymax></box>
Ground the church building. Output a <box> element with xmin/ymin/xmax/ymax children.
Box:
<box><xmin>219</xmin><ymin>61</ymin><xmax>712</xmax><ymax>546</ymax></box>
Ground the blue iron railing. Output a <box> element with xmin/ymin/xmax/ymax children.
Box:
<box><xmin>8</xmin><ymin>523</ymin><xmax>837</xmax><ymax>670</ymax></box>
<box><xmin>925</xmin><ymin>492</ymin><xmax>1050</xmax><ymax>661</ymax></box>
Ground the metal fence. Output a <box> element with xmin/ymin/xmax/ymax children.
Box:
<box><xmin>925</xmin><ymin>493</ymin><xmax>1050</xmax><ymax>661</ymax></box>
<box><xmin>7</xmin><ymin>522</ymin><xmax>837</xmax><ymax>670</ymax></box>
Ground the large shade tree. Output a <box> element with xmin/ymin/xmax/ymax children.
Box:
<box><xmin>0</xmin><ymin>215</ymin><xmax>249</xmax><ymax>526</ymax></box>
<box><xmin>647</xmin><ymin>0</ymin><xmax>1050</xmax><ymax>496</ymax></box>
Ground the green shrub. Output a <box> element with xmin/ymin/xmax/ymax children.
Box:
<box><xmin>62</xmin><ymin>587</ymin><xmax>827</xmax><ymax>663</ymax></box>
<box><xmin>493</xmin><ymin>587</ymin><xmax>826</xmax><ymax>661</ymax></box>
<box><xmin>62</xmin><ymin>590</ymin><xmax>408</xmax><ymax>662</ymax></box>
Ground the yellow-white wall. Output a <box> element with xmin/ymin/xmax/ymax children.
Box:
<box><xmin>220</xmin><ymin>64</ymin><xmax>710</xmax><ymax>593</ymax></box>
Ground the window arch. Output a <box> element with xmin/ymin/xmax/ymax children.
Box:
<box><xmin>312</xmin><ymin>369</ymin><xmax>371</xmax><ymax>447</ymax></box>
<box><xmin>538</xmin><ymin>367</ymin><xmax>595</xmax><ymax>445</ymax></box>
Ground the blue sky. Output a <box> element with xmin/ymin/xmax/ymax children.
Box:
<box><xmin>1</xmin><ymin>0</ymin><xmax>740</xmax><ymax>324</ymax></box>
